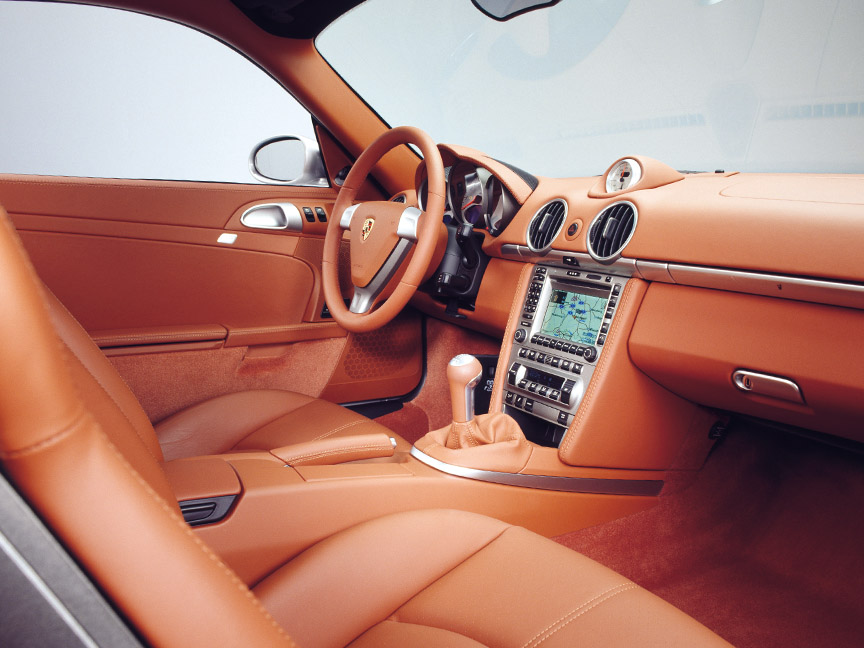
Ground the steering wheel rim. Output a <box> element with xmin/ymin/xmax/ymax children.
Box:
<box><xmin>322</xmin><ymin>126</ymin><xmax>445</xmax><ymax>333</ymax></box>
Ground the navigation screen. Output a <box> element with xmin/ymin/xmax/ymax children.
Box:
<box><xmin>539</xmin><ymin>285</ymin><xmax>609</xmax><ymax>345</ymax></box>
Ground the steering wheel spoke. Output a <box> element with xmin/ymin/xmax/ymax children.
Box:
<box><xmin>339</xmin><ymin>203</ymin><xmax>361</xmax><ymax>229</ymax></box>
<box><xmin>348</xmin><ymin>237</ymin><xmax>414</xmax><ymax>313</ymax></box>
<box><xmin>396</xmin><ymin>206</ymin><xmax>422</xmax><ymax>242</ymax></box>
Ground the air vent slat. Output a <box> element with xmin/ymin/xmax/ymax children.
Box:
<box><xmin>587</xmin><ymin>201</ymin><xmax>637</xmax><ymax>263</ymax></box>
<box><xmin>527</xmin><ymin>199</ymin><xmax>568</xmax><ymax>252</ymax></box>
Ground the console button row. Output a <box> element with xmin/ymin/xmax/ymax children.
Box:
<box><xmin>517</xmin><ymin>347</ymin><xmax>583</xmax><ymax>374</ymax></box>
<box><xmin>529</xmin><ymin>335</ymin><xmax>597</xmax><ymax>363</ymax></box>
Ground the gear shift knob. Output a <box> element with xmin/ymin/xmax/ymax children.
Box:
<box><xmin>447</xmin><ymin>354</ymin><xmax>483</xmax><ymax>424</ymax></box>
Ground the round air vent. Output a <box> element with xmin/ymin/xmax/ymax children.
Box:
<box><xmin>527</xmin><ymin>199</ymin><xmax>568</xmax><ymax>252</ymax></box>
<box><xmin>587</xmin><ymin>201</ymin><xmax>638</xmax><ymax>263</ymax></box>
<box><xmin>390</xmin><ymin>194</ymin><xmax>407</xmax><ymax>203</ymax></box>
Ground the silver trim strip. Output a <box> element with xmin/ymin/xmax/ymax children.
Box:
<box><xmin>665</xmin><ymin>263</ymin><xmax>864</xmax><ymax>311</ymax></box>
<box><xmin>340</xmin><ymin>203</ymin><xmax>360</xmax><ymax>230</ymax></box>
<box><xmin>505</xmin><ymin>247</ymin><xmax>864</xmax><ymax>312</ymax></box>
<box><xmin>410</xmin><ymin>447</ymin><xmax>663</xmax><ymax>495</ymax></box>
<box><xmin>500</xmin><ymin>245</ymin><xmax>637</xmax><ymax>276</ymax></box>
<box><xmin>634</xmin><ymin>260</ymin><xmax>673</xmax><ymax>283</ymax></box>
<box><xmin>397</xmin><ymin>206</ymin><xmax>422</xmax><ymax>242</ymax></box>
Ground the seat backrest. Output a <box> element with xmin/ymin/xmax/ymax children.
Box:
<box><xmin>45</xmin><ymin>287</ymin><xmax>172</xmax><ymax>497</ymax></box>
<box><xmin>0</xmin><ymin>208</ymin><xmax>292</xmax><ymax>647</ymax></box>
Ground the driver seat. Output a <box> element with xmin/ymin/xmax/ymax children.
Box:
<box><xmin>39</xmin><ymin>236</ymin><xmax>410</xmax><ymax>463</ymax></box>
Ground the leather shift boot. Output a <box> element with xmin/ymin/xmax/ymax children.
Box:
<box><xmin>445</xmin><ymin>412</ymin><xmax>522</xmax><ymax>449</ymax></box>
<box><xmin>415</xmin><ymin>412</ymin><xmax>533</xmax><ymax>473</ymax></box>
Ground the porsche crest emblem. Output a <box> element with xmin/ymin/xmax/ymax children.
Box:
<box><xmin>362</xmin><ymin>217</ymin><xmax>375</xmax><ymax>241</ymax></box>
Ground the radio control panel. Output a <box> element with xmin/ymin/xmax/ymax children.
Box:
<box><xmin>503</xmin><ymin>265</ymin><xmax>627</xmax><ymax>445</ymax></box>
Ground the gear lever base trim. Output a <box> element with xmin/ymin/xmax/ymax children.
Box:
<box><xmin>409</xmin><ymin>447</ymin><xmax>663</xmax><ymax>495</ymax></box>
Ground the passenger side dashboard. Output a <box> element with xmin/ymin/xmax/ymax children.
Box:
<box><xmin>413</xmin><ymin>152</ymin><xmax>864</xmax><ymax>447</ymax></box>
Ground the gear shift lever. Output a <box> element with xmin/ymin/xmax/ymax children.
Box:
<box><xmin>437</xmin><ymin>354</ymin><xmax>525</xmax><ymax>451</ymax></box>
<box><xmin>447</xmin><ymin>354</ymin><xmax>482</xmax><ymax>424</ymax></box>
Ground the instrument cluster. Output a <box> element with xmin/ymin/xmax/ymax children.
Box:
<box><xmin>418</xmin><ymin>161</ymin><xmax>518</xmax><ymax>236</ymax></box>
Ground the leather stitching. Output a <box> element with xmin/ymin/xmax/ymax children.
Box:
<box><xmin>2</xmin><ymin>213</ymin><xmax>295</xmax><ymax>641</ymax></box>
<box><xmin>59</xmin><ymin>337</ymin><xmax>162</xmax><ymax>465</ymax></box>
<box><xmin>94</xmin><ymin>331</ymin><xmax>223</xmax><ymax>344</ymax></box>
<box><xmin>226</xmin><ymin>399</ymin><xmax>314</xmax><ymax>451</ymax></box>
<box><xmin>230</xmin><ymin>323</ymin><xmax>340</xmax><ymax>335</ymax></box>
<box><xmin>100</xmin><ymin>434</ymin><xmax>297</xmax><ymax>646</ymax></box>
<box><xmin>0</xmin><ymin>408</ymin><xmax>88</xmax><ymax>459</ymax></box>
<box><xmin>560</xmin><ymin>279</ymin><xmax>639</xmax><ymax>458</ymax></box>
<box><xmin>522</xmin><ymin>582</ymin><xmax>638</xmax><ymax>648</ymax></box>
<box><xmin>311</xmin><ymin>418</ymin><xmax>366</xmax><ymax>441</ymax></box>
<box><xmin>282</xmin><ymin>442</ymin><xmax>391</xmax><ymax>464</ymax></box>
<box><xmin>389</xmin><ymin>524</ymin><xmax>512</xmax><ymax>626</ymax></box>
<box><xmin>490</xmin><ymin>264</ymin><xmax>533</xmax><ymax>412</ymax></box>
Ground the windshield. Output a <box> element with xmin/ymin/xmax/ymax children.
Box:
<box><xmin>317</xmin><ymin>0</ymin><xmax>863</xmax><ymax>177</ymax></box>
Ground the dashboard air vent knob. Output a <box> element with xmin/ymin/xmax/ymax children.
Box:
<box><xmin>587</xmin><ymin>201</ymin><xmax>637</xmax><ymax>262</ymax></box>
<box><xmin>527</xmin><ymin>199</ymin><xmax>568</xmax><ymax>252</ymax></box>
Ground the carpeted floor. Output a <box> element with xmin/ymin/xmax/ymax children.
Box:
<box><xmin>554</xmin><ymin>421</ymin><xmax>864</xmax><ymax>648</ymax></box>
<box><xmin>375</xmin><ymin>316</ymin><xmax>501</xmax><ymax>444</ymax></box>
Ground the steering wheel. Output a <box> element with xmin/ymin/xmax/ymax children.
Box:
<box><xmin>322</xmin><ymin>126</ymin><xmax>446</xmax><ymax>332</ymax></box>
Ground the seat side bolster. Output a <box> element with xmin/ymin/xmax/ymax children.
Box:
<box><xmin>253</xmin><ymin>509</ymin><xmax>510</xmax><ymax>648</ymax></box>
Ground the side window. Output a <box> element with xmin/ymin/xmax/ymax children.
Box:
<box><xmin>0</xmin><ymin>2</ymin><xmax>319</xmax><ymax>184</ymax></box>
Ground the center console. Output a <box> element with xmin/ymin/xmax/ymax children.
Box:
<box><xmin>503</xmin><ymin>265</ymin><xmax>627</xmax><ymax>447</ymax></box>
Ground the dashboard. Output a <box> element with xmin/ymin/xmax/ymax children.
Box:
<box><xmin>411</xmin><ymin>147</ymin><xmax>864</xmax><ymax>450</ymax></box>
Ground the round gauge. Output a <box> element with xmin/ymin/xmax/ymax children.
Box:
<box><xmin>448</xmin><ymin>161</ymin><xmax>486</xmax><ymax>226</ymax></box>
<box><xmin>605</xmin><ymin>158</ymin><xmax>642</xmax><ymax>193</ymax></box>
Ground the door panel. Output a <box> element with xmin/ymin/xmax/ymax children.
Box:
<box><xmin>18</xmin><ymin>230</ymin><xmax>314</xmax><ymax>331</ymax></box>
<box><xmin>0</xmin><ymin>174</ymin><xmax>424</xmax><ymax>412</ymax></box>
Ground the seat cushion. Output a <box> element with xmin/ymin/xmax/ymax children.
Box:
<box><xmin>254</xmin><ymin>509</ymin><xmax>732</xmax><ymax>648</ymax></box>
<box><xmin>155</xmin><ymin>389</ymin><xmax>409</xmax><ymax>460</ymax></box>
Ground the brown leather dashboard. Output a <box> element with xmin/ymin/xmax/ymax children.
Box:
<box><xmin>411</xmin><ymin>152</ymin><xmax>864</xmax><ymax>445</ymax></box>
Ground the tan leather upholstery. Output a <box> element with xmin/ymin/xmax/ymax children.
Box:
<box><xmin>255</xmin><ymin>508</ymin><xmax>731</xmax><ymax>648</ymax></box>
<box><xmin>271</xmin><ymin>433</ymin><xmax>396</xmax><ymax>466</ymax></box>
<box><xmin>0</xmin><ymin>207</ymin><xmax>293</xmax><ymax>647</ymax></box>
<box><xmin>0</xmin><ymin>206</ymin><xmax>730</xmax><ymax>646</ymax></box>
<box><xmin>415</xmin><ymin>412</ymin><xmax>534</xmax><ymax>473</ymax></box>
<box><xmin>154</xmin><ymin>390</ymin><xmax>410</xmax><ymax>461</ymax></box>
<box><xmin>41</xmin><ymin>279</ymin><xmax>408</xmax><ymax>461</ymax></box>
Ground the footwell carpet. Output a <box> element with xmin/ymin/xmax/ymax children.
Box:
<box><xmin>555</xmin><ymin>422</ymin><xmax>864</xmax><ymax>648</ymax></box>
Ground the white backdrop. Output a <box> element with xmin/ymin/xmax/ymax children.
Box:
<box><xmin>0</xmin><ymin>1</ymin><xmax>315</xmax><ymax>183</ymax></box>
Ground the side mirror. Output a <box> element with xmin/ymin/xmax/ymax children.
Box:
<box><xmin>249</xmin><ymin>135</ymin><xmax>328</xmax><ymax>186</ymax></box>
<box><xmin>470</xmin><ymin>0</ymin><xmax>560</xmax><ymax>21</ymax></box>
